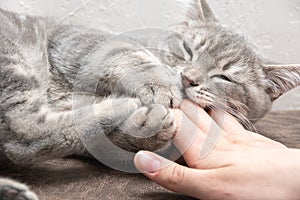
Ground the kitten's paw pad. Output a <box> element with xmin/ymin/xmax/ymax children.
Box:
<box><xmin>0</xmin><ymin>179</ymin><xmax>38</xmax><ymax>200</ymax></box>
<box><xmin>120</xmin><ymin>104</ymin><xmax>176</xmax><ymax>151</ymax></box>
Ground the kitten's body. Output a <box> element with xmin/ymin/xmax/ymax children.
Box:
<box><xmin>1</xmin><ymin>1</ymin><xmax>300</xmax><ymax>199</ymax></box>
<box><xmin>0</xmin><ymin>9</ymin><xmax>180</xmax><ymax>164</ymax></box>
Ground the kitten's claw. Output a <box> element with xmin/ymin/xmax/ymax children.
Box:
<box><xmin>0</xmin><ymin>179</ymin><xmax>38</xmax><ymax>200</ymax></box>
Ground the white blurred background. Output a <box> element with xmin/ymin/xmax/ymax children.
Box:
<box><xmin>1</xmin><ymin>0</ymin><xmax>300</xmax><ymax>110</ymax></box>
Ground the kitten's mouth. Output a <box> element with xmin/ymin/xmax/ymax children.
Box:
<box><xmin>204</xmin><ymin>106</ymin><xmax>212</xmax><ymax>113</ymax></box>
<box><xmin>184</xmin><ymin>87</ymin><xmax>215</xmax><ymax>110</ymax></box>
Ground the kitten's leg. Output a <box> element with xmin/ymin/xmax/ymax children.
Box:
<box><xmin>0</xmin><ymin>178</ymin><xmax>38</xmax><ymax>200</ymax></box>
<box><xmin>3</xmin><ymin>97</ymin><xmax>141</xmax><ymax>165</ymax></box>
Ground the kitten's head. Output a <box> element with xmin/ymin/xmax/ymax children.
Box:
<box><xmin>172</xmin><ymin>0</ymin><xmax>300</xmax><ymax>127</ymax></box>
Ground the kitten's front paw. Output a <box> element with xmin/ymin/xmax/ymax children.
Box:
<box><xmin>119</xmin><ymin>104</ymin><xmax>176</xmax><ymax>151</ymax></box>
<box><xmin>0</xmin><ymin>179</ymin><xmax>38</xmax><ymax>200</ymax></box>
<box><xmin>139</xmin><ymin>85</ymin><xmax>182</xmax><ymax>108</ymax></box>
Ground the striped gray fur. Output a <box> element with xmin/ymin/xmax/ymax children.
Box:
<box><xmin>1</xmin><ymin>1</ymin><xmax>300</xmax><ymax>199</ymax></box>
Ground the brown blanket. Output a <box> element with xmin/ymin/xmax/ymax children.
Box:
<box><xmin>1</xmin><ymin>110</ymin><xmax>299</xmax><ymax>200</ymax></box>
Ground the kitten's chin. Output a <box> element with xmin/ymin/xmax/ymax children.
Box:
<box><xmin>187</xmin><ymin>97</ymin><xmax>212</xmax><ymax>110</ymax></box>
<box><xmin>185</xmin><ymin>87</ymin><xmax>213</xmax><ymax>109</ymax></box>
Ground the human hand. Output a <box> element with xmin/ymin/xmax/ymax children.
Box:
<box><xmin>134</xmin><ymin>100</ymin><xmax>300</xmax><ymax>200</ymax></box>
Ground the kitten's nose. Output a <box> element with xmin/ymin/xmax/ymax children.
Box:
<box><xmin>181</xmin><ymin>66</ymin><xmax>205</xmax><ymax>87</ymax></box>
<box><xmin>181</xmin><ymin>73</ymin><xmax>200</xmax><ymax>87</ymax></box>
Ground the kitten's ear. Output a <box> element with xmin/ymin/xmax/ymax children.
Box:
<box><xmin>179</xmin><ymin>0</ymin><xmax>218</xmax><ymax>23</ymax></box>
<box><xmin>264</xmin><ymin>64</ymin><xmax>300</xmax><ymax>101</ymax></box>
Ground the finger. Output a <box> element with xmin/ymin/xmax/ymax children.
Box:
<box><xmin>134</xmin><ymin>151</ymin><xmax>210</xmax><ymax>199</ymax></box>
<box><xmin>180</xmin><ymin>100</ymin><xmax>214</xmax><ymax>134</ymax></box>
<box><xmin>210</xmin><ymin>110</ymin><xmax>285</xmax><ymax>149</ymax></box>
<box><xmin>210</xmin><ymin>109</ymin><xmax>245</xmax><ymax>134</ymax></box>
<box><xmin>179</xmin><ymin>101</ymin><xmax>224</xmax><ymax>158</ymax></box>
<box><xmin>172</xmin><ymin>109</ymin><xmax>206</xmax><ymax>165</ymax></box>
<box><xmin>245</xmin><ymin>130</ymin><xmax>288</xmax><ymax>149</ymax></box>
<box><xmin>172</xmin><ymin>110</ymin><xmax>224</xmax><ymax>167</ymax></box>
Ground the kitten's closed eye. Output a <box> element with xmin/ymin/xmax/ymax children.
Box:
<box><xmin>183</xmin><ymin>41</ymin><xmax>193</xmax><ymax>60</ymax></box>
<box><xmin>211</xmin><ymin>74</ymin><xmax>232</xmax><ymax>82</ymax></box>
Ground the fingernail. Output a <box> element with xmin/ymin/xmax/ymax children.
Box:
<box><xmin>135</xmin><ymin>151</ymin><xmax>161</xmax><ymax>173</ymax></box>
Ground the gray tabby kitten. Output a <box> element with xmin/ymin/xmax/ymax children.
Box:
<box><xmin>1</xmin><ymin>0</ymin><xmax>300</xmax><ymax>199</ymax></box>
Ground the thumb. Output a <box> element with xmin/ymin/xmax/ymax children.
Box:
<box><xmin>134</xmin><ymin>151</ymin><xmax>207</xmax><ymax>198</ymax></box>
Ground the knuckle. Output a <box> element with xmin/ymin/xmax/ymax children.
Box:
<box><xmin>189</xmin><ymin>160</ymin><xmax>204</xmax><ymax>169</ymax></box>
<box><xmin>165</xmin><ymin>164</ymin><xmax>186</xmax><ymax>186</ymax></box>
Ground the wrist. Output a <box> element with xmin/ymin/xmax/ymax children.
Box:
<box><xmin>279</xmin><ymin>149</ymin><xmax>300</xmax><ymax>199</ymax></box>
<box><xmin>236</xmin><ymin>148</ymin><xmax>300</xmax><ymax>199</ymax></box>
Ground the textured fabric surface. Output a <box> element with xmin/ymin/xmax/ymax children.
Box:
<box><xmin>255</xmin><ymin>110</ymin><xmax>300</xmax><ymax>149</ymax></box>
<box><xmin>1</xmin><ymin>110</ymin><xmax>299</xmax><ymax>200</ymax></box>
